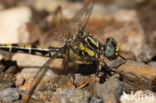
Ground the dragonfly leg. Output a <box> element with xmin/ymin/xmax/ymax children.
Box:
<box><xmin>70</xmin><ymin>73</ymin><xmax>79</xmax><ymax>88</ymax></box>
<box><xmin>96</xmin><ymin>62</ymin><xmax>116</xmax><ymax>83</ymax></box>
<box><xmin>96</xmin><ymin>61</ymin><xmax>107</xmax><ymax>78</ymax></box>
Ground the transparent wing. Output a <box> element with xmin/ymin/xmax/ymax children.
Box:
<box><xmin>70</xmin><ymin>0</ymin><xmax>96</xmax><ymax>34</ymax></box>
<box><xmin>40</xmin><ymin>0</ymin><xmax>96</xmax><ymax>46</ymax></box>
<box><xmin>40</xmin><ymin>6</ymin><xmax>70</xmax><ymax>46</ymax></box>
<box><xmin>25</xmin><ymin>45</ymin><xmax>66</xmax><ymax>102</ymax></box>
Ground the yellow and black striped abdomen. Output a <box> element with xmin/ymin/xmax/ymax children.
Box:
<box><xmin>0</xmin><ymin>43</ymin><xmax>61</xmax><ymax>57</ymax></box>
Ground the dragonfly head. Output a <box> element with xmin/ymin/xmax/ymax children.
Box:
<box><xmin>104</xmin><ymin>37</ymin><xmax>119</xmax><ymax>59</ymax></box>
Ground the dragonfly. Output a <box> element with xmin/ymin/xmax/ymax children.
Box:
<box><xmin>0</xmin><ymin>0</ymin><xmax>125</xmax><ymax>102</ymax></box>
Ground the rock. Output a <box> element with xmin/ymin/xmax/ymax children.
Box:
<box><xmin>12</xmin><ymin>53</ymin><xmax>63</xmax><ymax>93</ymax></box>
<box><xmin>106</xmin><ymin>57</ymin><xmax>125</xmax><ymax>68</ymax></box>
<box><xmin>73</xmin><ymin>74</ymin><xmax>94</xmax><ymax>88</ymax></box>
<box><xmin>0</xmin><ymin>78</ymin><xmax>15</xmax><ymax>90</ymax></box>
<box><xmin>0</xmin><ymin>55</ymin><xmax>3</xmax><ymax>60</ymax></box>
<box><xmin>0</xmin><ymin>88</ymin><xmax>19</xmax><ymax>103</ymax></box>
<box><xmin>21</xmin><ymin>74</ymin><xmax>76</xmax><ymax>102</ymax></box>
<box><xmin>134</xmin><ymin>45</ymin><xmax>156</xmax><ymax>62</ymax></box>
<box><xmin>0</xmin><ymin>6</ymin><xmax>31</xmax><ymax>43</ymax></box>
<box><xmin>120</xmin><ymin>90</ymin><xmax>156</xmax><ymax>103</ymax></box>
<box><xmin>15</xmin><ymin>67</ymin><xmax>57</xmax><ymax>87</ymax></box>
<box><xmin>31</xmin><ymin>0</ymin><xmax>82</xmax><ymax>13</ymax></box>
<box><xmin>88</xmin><ymin>97</ymin><xmax>103</xmax><ymax>103</ymax></box>
<box><xmin>118</xmin><ymin>60</ymin><xmax>156</xmax><ymax>91</ymax></box>
<box><xmin>18</xmin><ymin>23</ymin><xmax>32</xmax><ymax>44</ymax></box>
<box><xmin>148</xmin><ymin>62</ymin><xmax>156</xmax><ymax>69</ymax></box>
<box><xmin>149</xmin><ymin>30</ymin><xmax>156</xmax><ymax>46</ymax></box>
<box><xmin>12</xmin><ymin>53</ymin><xmax>64</xmax><ymax>68</ymax></box>
<box><xmin>12</xmin><ymin>53</ymin><xmax>49</xmax><ymax>67</ymax></box>
<box><xmin>53</xmin><ymin>88</ymin><xmax>91</xmax><ymax>103</ymax></box>
<box><xmin>95</xmin><ymin>74</ymin><xmax>123</xmax><ymax>103</ymax></box>
<box><xmin>0</xmin><ymin>71</ymin><xmax>16</xmax><ymax>90</ymax></box>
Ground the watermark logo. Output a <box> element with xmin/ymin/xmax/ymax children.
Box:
<box><xmin>122</xmin><ymin>91</ymin><xmax>155</xmax><ymax>103</ymax></box>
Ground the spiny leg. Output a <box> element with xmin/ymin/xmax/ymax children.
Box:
<box><xmin>96</xmin><ymin>61</ymin><xmax>117</xmax><ymax>83</ymax></box>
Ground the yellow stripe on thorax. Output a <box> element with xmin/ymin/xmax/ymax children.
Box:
<box><xmin>85</xmin><ymin>36</ymin><xmax>99</xmax><ymax>48</ymax></box>
<box><xmin>79</xmin><ymin>43</ymin><xmax>95</xmax><ymax>56</ymax></box>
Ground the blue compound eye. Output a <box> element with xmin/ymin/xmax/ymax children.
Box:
<box><xmin>104</xmin><ymin>37</ymin><xmax>118</xmax><ymax>59</ymax></box>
